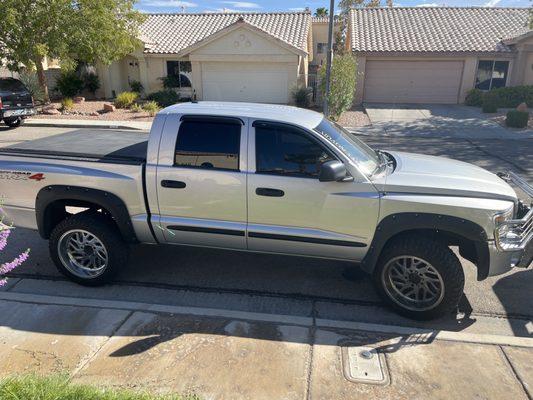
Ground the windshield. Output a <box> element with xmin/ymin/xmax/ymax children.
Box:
<box><xmin>0</xmin><ymin>78</ymin><xmax>27</xmax><ymax>92</ymax></box>
<box><xmin>314</xmin><ymin>118</ymin><xmax>380</xmax><ymax>176</ymax></box>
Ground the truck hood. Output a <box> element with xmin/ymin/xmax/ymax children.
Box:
<box><xmin>373</xmin><ymin>151</ymin><xmax>517</xmax><ymax>202</ymax></box>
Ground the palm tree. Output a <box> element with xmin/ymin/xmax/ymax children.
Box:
<box><xmin>315</xmin><ymin>7</ymin><xmax>328</xmax><ymax>17</ymax></box>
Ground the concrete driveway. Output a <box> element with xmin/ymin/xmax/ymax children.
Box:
<box><xmin>363</xmin><ymin>103</ymin><xmax>533</xmax><ymax>139</ymax></box>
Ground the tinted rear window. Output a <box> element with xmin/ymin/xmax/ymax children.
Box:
<box><xmin>0</xmin><ymin>79</ymin><xmax>27</xmax><ymax>92</ymax></box>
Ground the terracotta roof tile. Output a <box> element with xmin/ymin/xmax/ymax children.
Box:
<box><xmin>140</xmin><ymin>11</ymin><xmax>311</xmax><ymax>54</ymax></box>
<box><xmin>349</xmin><ymin>7</ymin><xmax>530</xmax><ymax>53</ymax></box>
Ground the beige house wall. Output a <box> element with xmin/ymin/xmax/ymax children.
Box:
<box><xmin>310</xmin><ymin>22</ymin><xmax>338</xmax><ymax>67</ymax></box>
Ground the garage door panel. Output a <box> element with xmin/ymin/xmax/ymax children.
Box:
<box><xmin>202</xmin><ymin>62</ymin><xmax>289</xmax><ymax>104</ymax></box>
<box><xmin>364</xmin><ymin>61</ymin><xmax>463</xmax><ymax>104</ymax></box>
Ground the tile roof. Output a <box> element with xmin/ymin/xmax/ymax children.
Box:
<box><xmin>349</xmin><ymin>7</ymin><xmax>531</xmax><ymax>53</ymax></box>
<box><xmin>140</xmin><ymin>12</ymin><xmax>311</xmax><ymax>54</ymax></box>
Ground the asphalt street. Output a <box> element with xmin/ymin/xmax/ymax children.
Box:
<box><xmin>1</xmin><ymin>125</ymin><xmax>531</xmax><ymax>337</ymax></box>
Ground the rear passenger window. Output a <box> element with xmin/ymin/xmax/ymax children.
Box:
<box><xmin>174</xmin><ymin>120</ymin><xmax>241</xmax><ymax>171</ymax></box>
<box><xmin>255</xmin><ymin>124</ymin><xmax>335</xmax><ymax>178</ymax></box>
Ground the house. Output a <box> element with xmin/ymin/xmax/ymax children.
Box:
<box><xmin>97</xmin><ymin>11</ymin><xmax>313</xmax><ymax>104</ymax></box>
<box><xmin>347</xmin><ymin>7</ymin><xmax>532</xmax><ymax>104</ymax></box>
<box><xmin>309</xmin><ymin>16</ymin><xmax>339</xmax><ymax>70</ymax></box>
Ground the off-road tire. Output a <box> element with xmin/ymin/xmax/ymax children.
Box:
<box><xmin>373</xmin><ymin>235</ymin><xmax>465</xmax><ymax>320</ymax></box>
<box><xmin>49</xmin><ymin>213</ymin><xmax>129</xmax><ymax>286</ymax></box>
<box><xmin>3</xmin><ymin>117</ymin><xmax>24</xmax><ymax>128</ymax></box>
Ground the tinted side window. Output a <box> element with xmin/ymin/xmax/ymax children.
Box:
<box><xmin>175</xmin><ymin>121</ymin><xmax>240</xmax><ymax>171</ymax></box>
<box><xmin>255</xmin><ymin>125</ymin><xmax>335</xmax><ymax>178</ymax></box>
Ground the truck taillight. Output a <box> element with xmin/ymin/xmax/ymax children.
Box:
<box><xmin>0</xmin><ymin>97</ymin><xmax>3</xmax><ymax>110</ymax></box>
<box><xmin>31</xmin><ymin>96</ymin><xmax>34</xmax><ymax>106</ymax></box>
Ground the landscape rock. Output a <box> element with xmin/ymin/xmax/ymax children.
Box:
<box><xmin>42</xmin><ymin>108</ymin><xmax>61</xmax><ymax>115</ymax></box>
<box><xmin>517</xmin><ymin>102</ymin><xmax>528</xmax><ymax>112</ymax></box>
<box><xmin>42</xmin><ymin>103</ymin><xmax>59</xmax><ymax>111</ymax></box>
<box><xmin>90</xmin><ymin>111</ymin><xmax>100</xmax><ymax>117</ymax></box>
<box><xmin>73</xmin><ymin>96</ymin><xmax>85</xmax><ymax>104</ymax></box>
<box><xmin>103</xmin><ymin>103</ymin><xmax>116</xmax><ymax>113</ymax></box>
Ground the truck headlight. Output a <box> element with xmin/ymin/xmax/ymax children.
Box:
<box><xmin>493</xmin><ymin>205</ymin><xmax>516</xmax><ymax>249</ymax></box>
<box><xmin>493</xmin><ymin>206</ymin><xmax>513</xmax><ymax>226</ymax></box>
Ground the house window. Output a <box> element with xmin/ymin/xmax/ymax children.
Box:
<box><xmin>475</xmin><ymin>60</ymin><xmax>509</xmax><ymax>90</ymax></box>
<box><xmin>166</xmin><ymin>61</ymin><xmax>192</xmax><ymax>88</ymax></box>
<box><xmin>317</xmin><ymin>43</ymin><xmax>327</xmax><ymax>54</ymax></box>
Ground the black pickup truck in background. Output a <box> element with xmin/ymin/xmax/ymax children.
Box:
<box><xmin>0</xmin><ymin>77</ymin><xmax>35</xmax><ymax>128</ymax></box>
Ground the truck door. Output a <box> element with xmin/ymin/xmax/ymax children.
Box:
<box><xmin>246</xmin><ymin>121</ymin><xmax>379</xmax><ymax>260</ymax></box>
<box><xmin>155</xmin><ymin>115</ymin><xmax>247</xmax><ymax>250</ymax></box>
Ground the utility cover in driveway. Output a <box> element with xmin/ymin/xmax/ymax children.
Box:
<box><xmin>342</xmin><ymin>344</ymin><xmax>389</xmax><ymax>385</ymax></box>
<box><xmin>364</xmin><ymin>60</ymin><xmax>463</xmax><ymax>104</ymax></box>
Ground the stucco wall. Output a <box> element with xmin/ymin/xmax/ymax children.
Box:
<box><xmin>310</xmin><ymin>22</ymin><xmax>338</xmax><ymax>67</ymax></box>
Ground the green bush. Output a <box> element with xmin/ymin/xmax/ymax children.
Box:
<box><xmin>464</xmin><ymin>88</ymin><xmax>483</xmax><ymax>106</ymax></box>
<box><xmin>490</xmin><ymin>85</ymin><xmax>533</xmax><ymax>108</ymax></box>
<box><xmin>143</xmin><ymin>100</ymin><xmax>160</xmax><ymax>116</ymax></box>
<box><xmin>115</xmin><ymin>91</ymin><xmax>139</xmax><ymax>109</ymax></box>
<box><xmin>18</xmin><ymin>71</ymin><xmax>45</xmax><ymax>103</ymax></box>
<box><xmin>55</xmin><ymin>71</ymin><xmax>84</xmax><ymax>98</ymax></box>
<box><xmin>130</xmin><ymin>103</ymin><xmax>143</xmax><ymax>113</ymax></box>
<box><xmin>505</xmin><ymin>110</ymin><xmax>529</xmax><ymax>128</ymax></box>
<box><xmin>291</xmin><ymin>86</ymin><xmax>312</xmax><ymax>108</ymax></box>
<box><xmin>146</xmin><ymin>89</ymin><xmax>180</xmax><ymax>108</ymax></box>
<box><xmin>83</xmin><ymin>72</ymin><xmax>100</xmax><ymax>95</ymax></box>
<box><xmin>60</xmin><ymin>97</ymin><xmax>74</xmax><ymax>111</ymax></box>
<box><xmin>482</xmin><ymin>92</ymin><xmax>498</xmax><ymax>113</ymax></box>
<box><xmin>319</xmin><ymin>53</ymin><xmax>357</xmax><ymax>120</ymax></box>
<box><xmin>130</xmin><ymin>80</ymin><xmax>144</xmax><ymax>93</ymax></box>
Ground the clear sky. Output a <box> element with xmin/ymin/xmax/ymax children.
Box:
<box><xmin>135</xmin><ymin>0</ymin><xmax>530</xmax><ymax>14</ymax></box>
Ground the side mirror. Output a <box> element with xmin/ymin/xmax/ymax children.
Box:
<box><xmin>319</xmin><ymin>160</ymin><xmax>353</xmax><ymax>182</ymax></box>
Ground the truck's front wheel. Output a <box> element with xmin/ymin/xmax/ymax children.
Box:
<box><xmin>373</xmin><ymin>235</ymin><xmax>464</xmax><ymax>320</ymax></box>
<box><xmin>49</xmin><ymin>214</ymin><xmax>129</xmax><ymax>286</ymax></box>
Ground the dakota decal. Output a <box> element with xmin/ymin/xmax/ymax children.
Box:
<box><xmin>0</xmin><ymin>170</ymin><xmax>45</xmax><ymax>181</ymax></box>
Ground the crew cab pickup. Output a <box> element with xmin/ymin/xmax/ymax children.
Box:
<box><xmin>0</xmin><ymin>102</ymin><xmax>531</xmax><ymax>319</ymax></box>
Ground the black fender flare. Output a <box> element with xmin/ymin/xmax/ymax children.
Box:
<box><xmin>360</xmin><ymin>213</ymin><xmax>490</xmax><ymax>280</ymax></box>
<box><xmin>35</xmin><ymin>185</ymin><xmax>138</xmax><ymax>243</ymax></box>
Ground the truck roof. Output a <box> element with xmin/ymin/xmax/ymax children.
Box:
<box><xmin>161</xmin><ymin>101</ymin><xmax>325</xmax><ymax>130</ymax></box>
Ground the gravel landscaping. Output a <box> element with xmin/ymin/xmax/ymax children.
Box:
<box><xmin>33</xmin><ymin>100</ymin><xmax>155</xmax><ymax>122</ymax></box>
<box><xmin>337</xmin><ymin>106</ymin><xmax>371</xmax><ymax>127</ymax></box>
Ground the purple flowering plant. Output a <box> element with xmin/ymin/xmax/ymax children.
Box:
<box><xmin>0</xmin><ymin>215</ymin><xmax>30</xmax><ymax>286</ymax></box>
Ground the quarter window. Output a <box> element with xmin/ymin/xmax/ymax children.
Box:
<box><xmin>174</xmin><ymin>120</ymin><xmax>241</xmax><ymax>171</ymax></box>
<box><xmin>475</xmin><ymin>60</ymin><xmax>509</xmax><ymax>90</ymax></box>
<box><xmin>255</xmin><ymin>124</ymin><xmax>335</xmax><ymax>178</ymax></box>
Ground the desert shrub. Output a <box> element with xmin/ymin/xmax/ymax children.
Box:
<box><xmin>130</xmin><ymin>103</ymin><xmax>143</xmax><ymax>112</ymax></box>
<box><xmin>55</xmin><ymin>71</ymin><xmax>84</xmax><ymax>98</ymax></box>
<box><xmin>292</xmin><ymin>86</ymin><xmax>312</xmax><ymax>108</ymax></box>
<box><xmin>319</xmin><ymin>53</ymin><xmax>357</xmax><ymax>120</ymax></box>
<box><xmin>464</xmin><ymin>88</ymin><xmax>483</xmax><ymax>106</ymax></box>
<box><xmin>146</xmin><ymin>90</ymin><xmax>180</xmax><ymax>108</ymax></box>
<box><xmin>505</xmin><ymin>110</ymin><xmax>529</xmax><ymax>128</ymax></box>
<box><xmin>114</xmin><ymin>91</ymin><xmax>139</xmax><ymax>109</ymax></box>
<box><xmin>482</xmin><ymin>92</ymin><xmax>498</xmax><ymax>113</ymax></box>
<box><xmin>60</xmin><ymin>97</ymin><xmax>74</xmax><ymax>111</ymax></box>
<box><xmin>130</xmin><ymin>80</ymin><xmax>144</xmax><ymax>93</ymax></box>
<box><xmin>18</xmin><ymin>71</ymin><xmax>45</xmax><ymax>103</ymax></box>
<box><xmin>142</xmin><ymin>100</ymin><xmax>160</xmax><ymax>116</ymax></box>
<box><xmin>83</xmin><ymin>72</ymin><xmax>100</xmax><ymax>95</ymax></box>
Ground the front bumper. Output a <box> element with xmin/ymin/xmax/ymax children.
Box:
<box><xmin>487</xmin><ymin>241</ymin><xmax>530</xmax><ymax>277</ymax></box>
<box><xmin>1</xmin><ymin>107</ymin><xmax>36</xmax><ymax>119</ymax></box>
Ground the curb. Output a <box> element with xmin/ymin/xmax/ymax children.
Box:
<box><xmin>1</xmin><ymin>291</ymin><xmax>532</xmax><ymax>348</ymax></box>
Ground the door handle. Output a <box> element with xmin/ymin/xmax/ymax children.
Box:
<box><xmin>161</xmin><ymin>180</ymin><xmax>186</xmax><ymax>189</ymax></box>
<box><xmin>256</xmin><ymin>187</ymin><xmax>284</xmax><ymax>197</ymax></box>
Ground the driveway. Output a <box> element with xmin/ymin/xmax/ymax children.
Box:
<box><xmin>361</xmin><ymin>103</ymin><xmax>533</xmax><ymax>139</ymax></box>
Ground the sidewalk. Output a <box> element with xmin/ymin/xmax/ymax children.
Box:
<box><xmin>25</xmin><ymin>118</ymin><xmax>151</xmax><ymax>131</ymax></box>
<box><xmin>0</xmin><ymin>289</ymin><xmax>531</xmax><ymax>399</ymax></box>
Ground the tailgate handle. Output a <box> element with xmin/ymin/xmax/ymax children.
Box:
<box><xmin>256</xmin><ymin>187</ymin><xmax>284</xmax><ymax>197</ymax></box>
<box><xmin>161</xmin><ymin>180</ymin><xmax>186</xmax><ymax>189</ymax></box>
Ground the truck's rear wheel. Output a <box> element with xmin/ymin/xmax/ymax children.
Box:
<box><xmin>49</xmin><ymin>213</ymin><xmax>128</xmax><ymax>286</ymax></box>
<box><xmin>373</xmin><ymin>235</ymin><xmax>464</xmax><ymax>320</ymax></box>
<box><xmin>3</xmin><ymin>117</ymin><xmax>24</xmax><ymax>128</ymax></box>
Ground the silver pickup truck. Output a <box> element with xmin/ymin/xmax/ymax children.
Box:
<box><xmin>0</xmin><ymin>102</ymin><xmax>531</xmax><ymax>319</ymax></box>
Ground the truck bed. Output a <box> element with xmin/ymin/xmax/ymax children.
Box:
<box><xmin>0</xmin><ymin>129</ymin><xmax>148</xmax><ymax>164</ymax></box>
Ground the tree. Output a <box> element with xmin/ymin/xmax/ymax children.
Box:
<box><xmin>338</xmin><ymin>0</ymin><xmax>387</xmax><ymax>14</ymax></box>
<box><xmin>315</xmin><ymin>7</ymin><xmax>329</xmax><ymax>17</ymax></box>
<box><xmin>319</xmin><ymin>53</ymin><xmax>357</xmax><ymax>120</ymax></box>
<box><xmin>0</xmin><ymin>0</ymin><xmax>145</xmax><ymax>101</ymax></box>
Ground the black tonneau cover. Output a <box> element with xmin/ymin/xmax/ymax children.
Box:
<box><xmin>0</xmin><ymin>129</ymin><xmax>148</xmax><ymax>164</ymax></box>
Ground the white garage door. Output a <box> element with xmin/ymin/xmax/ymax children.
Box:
<box><xmin>364</xmin><ymin>60</ymin><xmax>464</xmax><ymax>104</ymax></box>
<box><xmin>202</xmin><ymin>62</ymin><xmax>289</xmax><ymax>104</ymax></box>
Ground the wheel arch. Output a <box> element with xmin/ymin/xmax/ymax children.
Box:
<box><xmin>36</xmin><ymin>185</ymin><xmax>138</xmax><ymax>243</ymax></box>
<box><xmin>361</xmin><ymin>213</ymin><xmax>490</xmax><ymax>281</ymax></box>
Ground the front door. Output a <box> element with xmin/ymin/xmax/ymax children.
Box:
<box><xmin>247</xmin><ymin>121</ymin><xmax>379</xmax><ymax>261</ymax></box>
<box><xmin>156</xmin><ymin>116</ymin><xmax>248</xmax><ymax>250</ymax></box>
